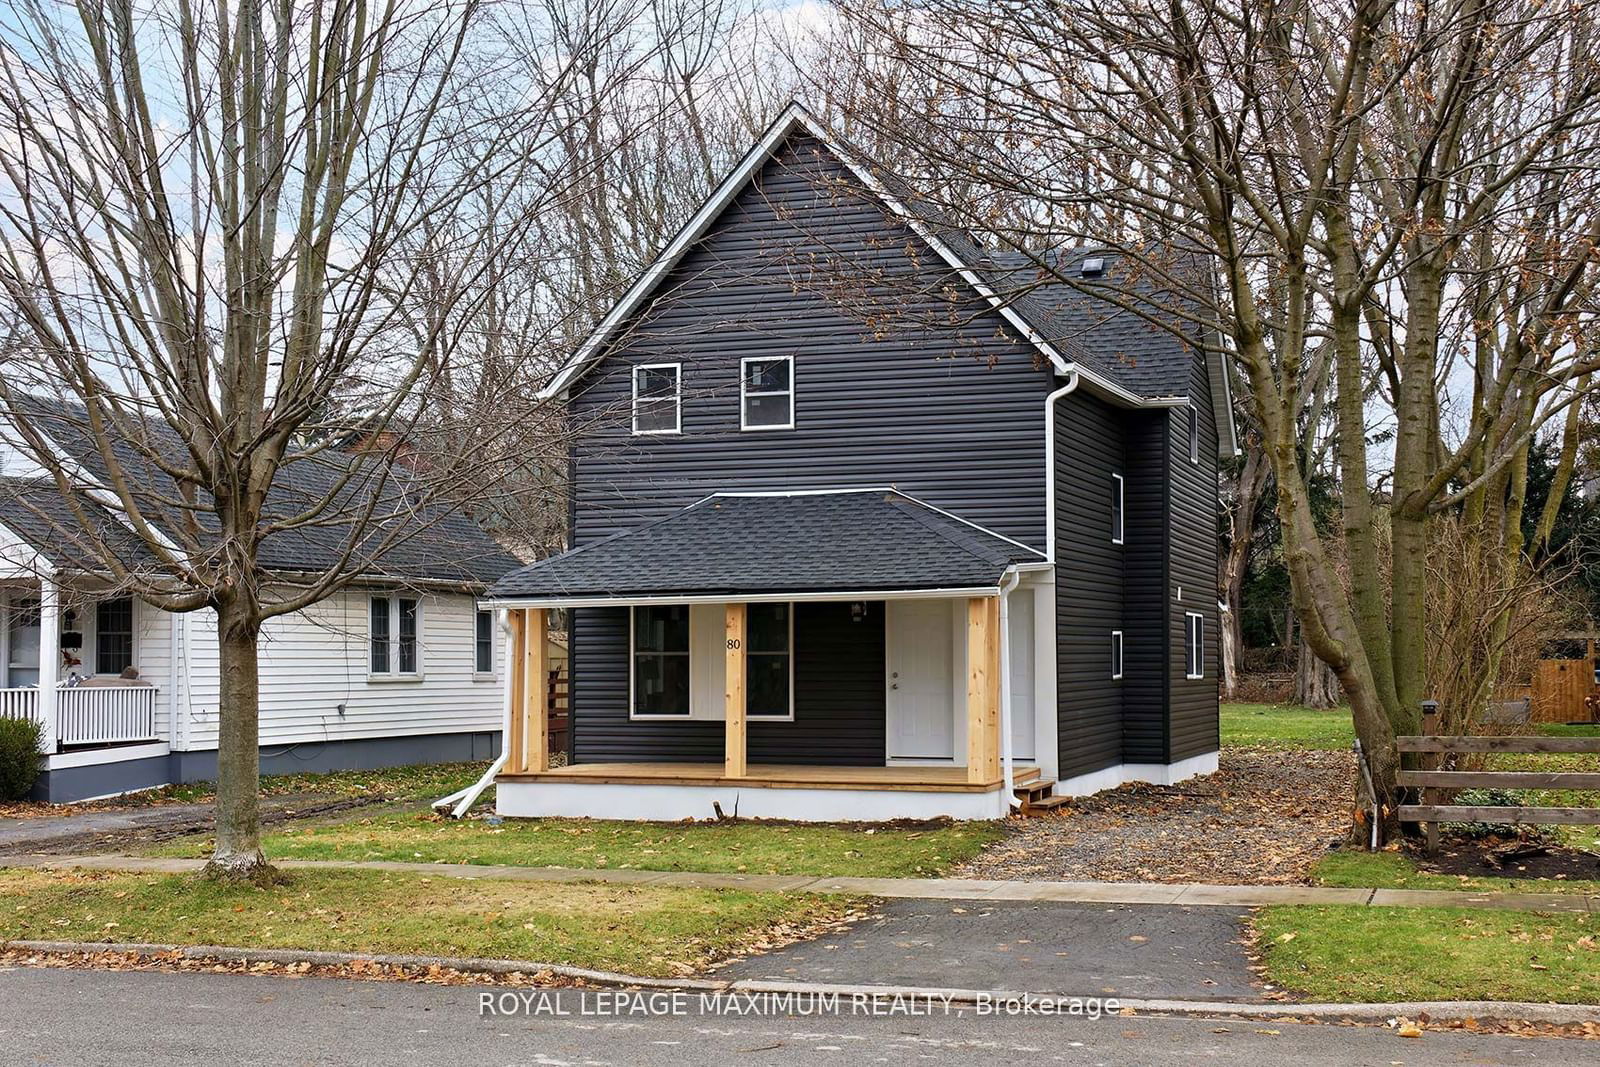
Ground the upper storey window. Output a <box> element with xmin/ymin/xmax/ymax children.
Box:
<box><xmin>741</xmin><ymin>356</ymin><xmax>794</xmax><ymax>430</ymax></box>
<box><xmin>633</xmin><ymin>363</ymin><xmax>681</xmax><ymax>434</ymax></box>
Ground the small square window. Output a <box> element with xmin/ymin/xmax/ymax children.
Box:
<box><xmin>1110</xmin><ymin>630</ymin><xmax>1124</xmax><ymax>680</ymax></box>
<box><xmin>633</xmin><ymin>364</ymin><xmax>681</xmax><ymax>434</ymax></box>
<box><xmin>741</xmin><ymin>356</ymin><xmax>794</xmax><ymax>430</ymax></box>
<box><xmin>1111</xmin><ymin>473</ymin><xmax>1125</xmax><ymax>545</ymax></box>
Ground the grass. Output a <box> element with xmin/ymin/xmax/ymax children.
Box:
<box><xmin>148</xmin><ymin>811</ymin><xmax>1005</xmax><ymax>878</ymax></box>
<box><xmin>1255</xmin><ymin>903</ymin><xmax>1599</xmax><ymax>1003</ymax></box>
<box><xmin>0</xmin><ymin>867</ymin><xmax>854</xmax><ymax>978</ymax></box>
<box><xmin>150</xmin><ymin>761</ymin><xmax>491</xmax><ymax>805</ymax></box>
<box><xmin>1221</xmin><ymin>702</ymin><xmax>1354</xmax><ymax>750</ymax></box>
<box><xmin>1312</xmin><ymin>849</ymin><xmax>1600</xmax><ymax>895</ymax></box>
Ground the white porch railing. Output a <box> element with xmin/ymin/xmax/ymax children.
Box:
<box><xmin>0</xmin><ymin>685</ymin><xmax>158</xmax><ymax>747</ymax></box>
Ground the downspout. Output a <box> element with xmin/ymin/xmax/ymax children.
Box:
<box><xmin>998</xmin><ymin>566</ymin><xmax>1021</xmax><ymax>811</ymax></box>
<box><xmin>1044</xmin><ymin>368</ymin><xmax>1083</xmax><ymax>563</ymax></box>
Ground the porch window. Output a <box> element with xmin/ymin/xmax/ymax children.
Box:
<box><xmin>1111</xmin><ymin>473</ymin><xmax>1125</xmax><ymax>545</ymax></box>
<box><xmin>474</xmin><ymin>609</ymin><xmax>494</xmax><ymax>674</ymax></box>
<box><xmin>95</xmin><ymin>597</ymin><xmax>134</xmax><ymax>675</ymax></box>
<box><xmin>1110</xmin><ymin>630</ymin><xmax>1123</xmax><ymax>680</ymax></box>
<box><xmin>1185</xmin><ymin>612</ymin><xmax>1204</xmax><ymax>679</ymax></box>
<box><xmin>747</xmin><ymin>602</ymin><xmax>792</xmax><ymax>719</ymax></box>
<box><xmin>632</xmin><ymin>604</ymin><xmax>690</xmax><ymax>716</ymax></box>
<box><xmin>370</xmin><ymin>595</ymin><xmax>421</xmax><ymax>677</ymax></box>
<box><xmin>740</xmin><ymin>356</ymin><xmax>793</xmax><ymax>430</ymax></box>
<box><xmin>6</xmin><ymin>598</ymin><xmax>39</xmax><ymax>687</ymax></box>
<box><xmin>632</xmin><ymin>363</ymin><xmax>681</xmax><ymax>434</ymax></box>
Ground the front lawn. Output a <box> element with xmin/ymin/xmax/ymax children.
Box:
<box><xmin>154</xmin><ymin>761</ymin><xmax>490</xmax><ymax>805</ymax></box>
<box><xmin>1313</xmin><ymin>849</ymin><xmax>1600</xmax><ymax>895</ymax></box>
<box><xmin>1255</xmin><ymin>903</ymin><xmax>1599</xmax><ymax>1003</ymax></box>
<box><xmin>0</xmin><ymin>867</ymin><xmax>855</xmax><ymax>978</ymax></box>
<box><xmin>1221</xmin><ymin>703</ymin><xmax>1354</xmax><ymax>750</ymax></box>
<box><xmin>151</xmin><ymin>812</ymin><xmax>1003</xmax><ymax>878</ymax></box>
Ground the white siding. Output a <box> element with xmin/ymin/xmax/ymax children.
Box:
<box><xmin>175</xmin><ymin>588</ymin><xmax>500</xmax><ymax>750</ymax></box>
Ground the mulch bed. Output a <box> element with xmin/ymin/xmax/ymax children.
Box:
<box><xmin>1417</xmin><ymin>838</ymin><xmax>1600</xmax><ymax>882</ymax></box>
<box><xmin>956</xmin><ymin>748</ymin><xmax>1355</xmax><ymax>885</ymax></box>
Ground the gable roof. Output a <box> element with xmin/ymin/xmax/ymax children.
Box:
<box><xmin>8</xmin><ymin>398</ymin><xmax>522</xmax><ymax>587</ymax></box>
<box><xmin>0</xmin><ymin>476</ymin><xmax>162</xmax><ymax>573</ymax></box>
<box><xmin>539</xmin><ymin>102</ymin><xmax>1234</xmax><ymax>432</ymax></box>
<box><xmin>484</xmin><ymin>488</ymin><xmax>1044</xmax><ymax>605</ymax></box>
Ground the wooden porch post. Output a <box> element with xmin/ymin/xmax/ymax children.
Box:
<box><xmin>966</xmin><ymin>596</ymin><xmax>1000</xmax><ymax>785</ymax></box>
<box><xmin>506</xmin><ymin>609</ymin><xmax>526</xmax><ymax>771</ymax></box>
<box><xmin>523</xmin><ymin>608</ymin><xmax>550</xmax><ymax>773</ymax></box>
<box><xmin>725</xmin><ymin>602</ymin><xmax>747</xmax><ymax>778</ymax></box>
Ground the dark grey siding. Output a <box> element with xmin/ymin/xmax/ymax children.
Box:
<box><xmin>569</xmin><ymin>601</ymin><xmax>886</xmax><ymax>765</ymax></box>
<box><xmin>1167</xmin><ymin>351</ymin><xmax>1222</xmax><ymax>761</ymax></box>
<box><xmin>1121</xmin><ymin>411</ymin><xmax>1170</xmax><ymax>763</ymax></box>
<box><xmin>1053</xmin><ymin>389</ymin><xmax>1126</xmax><ymax>779</ymax></box>
<box><xmin>565</xmin><ymin>132</ymin><xmax>1052</xmax><ymax>552</ymax></box>
<box><xmin>566</xmin><ymin>130</ymin><xmax>1052</xmax><ymax>766</ymax></box>
<box><xmin>750</xmin><ymin>601</ymin><xmax>886</xmax><ymax>765</ymax></box>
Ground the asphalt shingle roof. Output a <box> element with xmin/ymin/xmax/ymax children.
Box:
<box><xmin>486</xmin><ymin>490</ymin><xmax>1042</xmax><ymax>602</ymax></box>
<box><xmin>11</xmin><ymin>398</ymin><xmax>521</xmax><ymax>587</ymax></box>
<box><xmin>0</xmin><ymin>477</ymin><xmax>162</xmax><ymax>573</ymax></box>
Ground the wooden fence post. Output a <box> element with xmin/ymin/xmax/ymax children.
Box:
<box><xmin>1420</xmin><ymin>699</ymin><xmax>1440</xmax><ymax>853</ymax></box>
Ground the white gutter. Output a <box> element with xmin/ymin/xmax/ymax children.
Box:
<box><xmin>1043</xmin><ymin>368</ymin><xmax>1083</xmax><ymax>562</ymax></box>
<box><xmin>998</xmin><ymin>566</ymin><xmax>1022</xmax><ymax>811</ymax></box>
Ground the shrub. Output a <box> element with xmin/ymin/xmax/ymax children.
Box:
<box><xmin>1444</xmin><ymin>787</ymin><xmax>1550</xmax><ymax>841</ymax></box>
<box><xmin>0</xmin><ymin>716</ymin><xmax>44</xmax><ymax>801</ymax></box>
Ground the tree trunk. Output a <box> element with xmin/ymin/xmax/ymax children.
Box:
<box><xmin>1294</xmin><ymin>633</ymin><xmax>1341</xmax><ymax>708</ymax></box>
<box><xmin>203</xmin><ymin>598</ymin><xmax>272</xmax><ymax>883</ymax></box>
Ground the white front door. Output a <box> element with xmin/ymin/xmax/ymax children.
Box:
<box><xmin>886</xmin><ymin>599</ymin><xmax>956</xmax><ymax>762</ymax></box>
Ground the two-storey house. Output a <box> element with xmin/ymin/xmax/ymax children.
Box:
<box><xmin>481</xmin><ymin>103</ymin><xmax>1236</xmax><ymax>821</ymax></box>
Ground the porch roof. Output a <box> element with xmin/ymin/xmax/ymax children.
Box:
<box><xmin>485</xmin><ymin>489</ymin><xmax>1045</xmax><ymax>605</ymax></box>
<box><xmin>0</xmin><ymin>477</ymin><xmax>162</xmax><ymax>573</ymax></box>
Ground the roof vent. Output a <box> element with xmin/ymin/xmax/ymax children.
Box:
<box><xmin>1080</xmin><ymin>256</ymin><xmax>1106</xmax><ymax>277</ymax></box>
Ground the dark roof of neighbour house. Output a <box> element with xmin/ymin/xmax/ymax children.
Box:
<box><xmin>486</xmin><ymin>489</ymin><xmax>1044</xmax><ymax>602</ymax></box>
<box><xmin>0</xmin><ymin>477</ymin><xmax>162</xmax><ymax>573</ymax></box>
<box><xmin>4</xmin><ymin>398</ymin><xmax>522</xmax><ymax>587</ymax></box>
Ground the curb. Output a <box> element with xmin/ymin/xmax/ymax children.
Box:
<box><xmin>6</xmin><ymin>939</ymin><xmax>1600</xmax><ymax>1027</ymax></box>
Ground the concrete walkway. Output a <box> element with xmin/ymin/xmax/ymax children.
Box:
<box><xmin>4</xmin><ymin>852</ymin><xmax>1593</xmax><ymax>912</ymax></box>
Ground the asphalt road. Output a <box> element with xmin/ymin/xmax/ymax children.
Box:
<box><xmin>3</xmin><ymin>965</ymin><xmax>1594</xmax><ymax>1066</ymax></box>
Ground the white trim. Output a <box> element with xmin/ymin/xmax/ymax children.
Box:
<box><xmin>628</xmin><ymin>603</ymin><xmax>690</xmax><ymax>720</ymax></box>
<box><xmin>746</xmin><ymin>601</ymin><xmax>796</xmax><ymax>722</ymax></box>
<box><xmin>1110</xmin><ymin>472</ymin><xmax>1125</xmax><ymax>546</ymax></box>
<box><xmin>45</xmin><ymin>740</ymin><xmax>168</xmax><ymax>770</ymax></box>
<box><xmin>1051</xmin><ymin>750</ymin><xmax>1220</xmax><ymax>797</ymax></box>
<box><xmin>472</xmin><ymin>607</ymin><xmax>495</xmax><ymax>677</ymax></box>
<box><xmin>739</xmin><ymin>355</ymin><xmax>795</xmax><ymax>432</ymax></box>
<box><xmin>1110</xmin><ymin>630</ymin><xmax>1124</xmax><ymax>680</ymax></box>
<box><xmin>1187</xmin><ymin>404</ymin><xmax>1201</xmax><ymax>465</ymax></box>
<box><xmin>628</xmin><ymin>602</ymin><xmax>796</xmax><ymax>722</ymax></box>
<box><xmin>491</xmin><ymin>586</ymin><xmax>1001</xmax><ymax>611</ymax></box>
<box><xmin>1185</xmin><ymin>611</ymin><xmax>1205</xmax><ymax>679</ymax></box>
<box><xmin>631</xmin><ymin>362</ymin><xmax>682</xmax><ymax>436</ymax></box>
<box><xmin>496</xmin><ymin>779</ymin><xmax>1012</xmax><ymax>822</ymax></box>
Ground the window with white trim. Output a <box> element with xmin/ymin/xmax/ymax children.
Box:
<box><xmin>1110</xmin><ymin>630</ymin><xmax>1124</xmax><ymax>680</ymax></box>
<box><xmin>95</xmin><ymin>596</ymin><xmax>135</xmax><ymax>675</ymax></box>
<box><xmin>630</xmin><ymin>603</ymin><xmax>793</xmax><ymax>720</ymax></box>
<box><xmin>370</xmin><ymin>595</ymin><xmax>420</xmax><ymax>677</ymax></box>
<box><xmin>1111</xmin><ymin>473</ymin><xmax>1125</xmax><ymax>545</ymax></box>
<box><xmin>1185</xmin><ymin>612</ymin><xmax>1205</xmax><ymax>679</ymax></box>
<box><xmin>1187</xmin><ymin>405</ymin><xmax>1200</xmax><ymax>464</ymax></box>
<box><xmin>474</xmin><ymin>609</ymin><xmax>494</xmax><ymax>674</ymax></box>
<box><xmin>632</xmin><ymin>604</ymin><xmax>690</xmax><ymax>715</ymax></box>
<box><xmin>632</xmin><ymin>363</ymin><xmax>681</xmax><ymax>434</ymax></box>
<box><xmin>746</xmin><ymin>602</ymin><xmax>792</xmax><ymax>719</ymax></box>
<box><xmin>740</xmin><ymin>356</ymin><xmax>794</xmax><ymax>430</ymax></box>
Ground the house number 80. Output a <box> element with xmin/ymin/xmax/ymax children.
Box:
<box><xmin>726</xmin><ymin>639</ymin><xmax>741</xmax><ymax>650</ymax></box>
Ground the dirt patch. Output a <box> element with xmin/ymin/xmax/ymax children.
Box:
<box><xmin>1417</xmin><ymin>838</ymin><xmax>1600</xmax><ymax>882</ymax></box>
<box><xmin>957</xmin><ymin>749</ymin><xmax>1354</xmax><ymax>885</ymax></box>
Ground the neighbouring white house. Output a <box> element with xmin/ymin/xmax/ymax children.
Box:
<box><xmin>0</xmin><ymin>404</ymin><xmax>522</xmax><ymax>803</ymax></box>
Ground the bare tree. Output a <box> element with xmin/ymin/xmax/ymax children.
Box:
<box><xmin>822</xmin><ymin>0</ymin><xmax>1600</xmax><ymax>834</ymax></box>
<box><xmin>0</xmin><ymin>0</ymin><xmax>633</xmax><ymax>879</ymax></box>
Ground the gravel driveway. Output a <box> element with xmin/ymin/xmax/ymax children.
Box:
<box><xmin>957</xmin><ymin>749</ymin><xmax>1354</xmax><ymax>884</ymax></box>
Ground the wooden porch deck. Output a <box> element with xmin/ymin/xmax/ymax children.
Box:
<box><xmin>499</xmin><ymin>762</ymin><xmax>1038</xmax><ymax>793</ymax></box>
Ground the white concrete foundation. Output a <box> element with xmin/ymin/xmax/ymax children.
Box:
<box><xmin>496</xmin><ymin>781</ymin><xmax>1013</xmax><ymax>822</ymax></box>
<box><xmin>1053</xmin><ymin>750</ymin><xmax>1220</xmax><ymax>798</ymax></box>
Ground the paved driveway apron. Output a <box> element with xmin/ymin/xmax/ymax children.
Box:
<box><xmin>717</xmin><ymin>897</ymin><xmax>1260</xmax><ymax>1001</ymax></box>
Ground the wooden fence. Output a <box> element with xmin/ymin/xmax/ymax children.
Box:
<box><xmin>547</xmin><ymin>666</ymin><xmax>570</xmax><ymax>759</ymax></box>
<box><xmin>1398</xmin><ymin>703</ymin><xmax>1600</xmax><ymax>851</ymax></box>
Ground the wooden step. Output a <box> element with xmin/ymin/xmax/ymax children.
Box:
<box><xmin>1022</xmin><ymin>794</ymin><xmax>1072</xmax><ymax>815</ymax></box>
<box><xmin>1012</xmin><ymin>776</ymin><xmax>1055</xmax><ymax>798</ymax></box>
<box><xmin>1012</xmin><ymin>765</ymin><xmax>1042</xmax><ymax>786</ymax></box>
